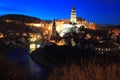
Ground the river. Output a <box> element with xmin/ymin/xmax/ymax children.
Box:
<box><xmin>0</xmin><ymin>44</ymin><xmax>48</xmax><ymax>80</ymax></box>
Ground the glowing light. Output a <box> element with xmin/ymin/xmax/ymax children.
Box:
<box><xmin>101</xmin><ymin>52</ymin><xmax>104</xmax><ymax>54</ymax></box>
<box><xmin>30</xmin><ymin>34</ymin><xmax>37</xmax><ymax>42</ymax></box>
<box><xmin>57</xmin><ymin>39</ymin><xmax>65</xmax><ymax>46</ymax></box>
<box><xmin>85</xmin><ymin>34</ymin><xmax>91</xmax><ymax>39</ymax></box>
<box><xmin>59</xmin><ymin>28</ymin><xmax>71</xmax><ymax>37</ymax></box>
<box><xmin>71</xmin><ymin>38</ymin><xmax>76</xmax><ymax>46</ymax></box>
<box><xmin>0</xmin><ymin>33</ymin><xmax>4</xmax><ymax>38</ymax></box>
<box><xmin>37</xmin><ymin>44</ymin><xmax>40</xmax><ymax>48</ymax></box>
<box><xmin>106</xmin><ymin>48</ymin><xmax>108</xmax><ymax>51</ymax></box>
<box><xmin>29</xmin><ymin>43</ymin><xmax>36</xmax><ymax>53</ymax></box>
<box><xmin>98</xmin><ymin>48</ymin><xmax>100</xmax><ymax>50</ymax></box>
<box><xmin>34</xmin><ymin>23</ymin><xmax>41</xmax><ymax>27</ymax></box>
<box><xmin>44</xmin><ymin>30</ymin><xmax>49</xmax><ymax>35</ymax></box>
<box><xmin>99</xmin><ymin>41</ymin><xmax>104</xmax><ymax>43</ymax></box>
<box><xmin>101</xmin><ymin>48</ymin><xmax>103</xmax><ymax>51</ymax></box>
<box><xmin>5</xmin><ymin>19</ymin><xmax>12</xmax><ymax>22</ymax></box>
<box><xmin>37</xmin><ymin>35</ymin><xmax>40</xmax><ymax>38</ymax></box>
<box><xmin>63</xmin><ymin>24</ymin><xmax>72</xmax><ymax>28</ymax></box>
<box><xmin>30</xmin><ymin>44</ymin><xmax>36</xmax><ymax>49</ymax></box>
<box><xmin>109</xmin><ymin>48</ymin><xmax>111</xmax><ymax>51</ymax></box>
<box><xmin>76</xmin><ymin>24</ymin><xmax>82</xmax><ymax>28</ymax></box>
<box><xmin>48</xmin><ymin>26</ymin><xmax>52</xmax><ymax>30</ymax></box>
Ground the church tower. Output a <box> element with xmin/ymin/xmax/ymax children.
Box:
<box><xmin>51</xmin><ymin>19</ymin><xmax>57</xmax><ymax>38</ymax></box>
<box><xmin>70</xmin><ymin>6</ymin><xmax>77</xmax><ymax>24</ymax></box>
<box><xmin>50</xmin><ymin>19</ymin><xmax>60</xmax><ymax>43</ymax></box>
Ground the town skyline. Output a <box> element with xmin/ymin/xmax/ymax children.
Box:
<box><xmin>0</xmin><ymin>0</ymin><xmax>120</xmax><ymax>24</ymax></box>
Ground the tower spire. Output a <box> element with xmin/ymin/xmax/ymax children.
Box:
<box><xmin>51</xmin><ymin>19</ymin><xmax>57</xmax><ymax>38</ymax></box>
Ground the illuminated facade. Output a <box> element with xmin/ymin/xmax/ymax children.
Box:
<box><xmin>26</xmin><ymin>21</ymin><xmax>51</xmax><ymax>28</ymax></box>
<box><xmin>70</xmin><ymin>6</ymin><xmax>77</xmax><ymax>23</ymax></box>
<box><xmin>88</xmin><ymin>22</ymin><xmax>98</xmax><ymax>30</ymax></box>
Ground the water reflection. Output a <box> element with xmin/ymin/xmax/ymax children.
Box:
<box><xmin>2</xmin><ymin>47</ymin><xmax>47</xmax><ymax>80</ymax></box>
<box><xmin>29</xmin><ymin>43</ymin><xmax>41</xmax><ymax>53</ymax></box>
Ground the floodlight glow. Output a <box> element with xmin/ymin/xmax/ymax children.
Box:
<box><xmin>34</xmin><ymin>23</ymin><xmax>41</xmax><ymax>27</ymax></box>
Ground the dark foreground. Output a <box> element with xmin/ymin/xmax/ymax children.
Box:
<box><xmin>0</xmin><ymin>45</ymin><xmax>120</xmax><ymax>80</ymax></box>
<box><xmin>31</xmin><ymin>45</ymin><xmax>120</xmax><ymax>80</ymax></box>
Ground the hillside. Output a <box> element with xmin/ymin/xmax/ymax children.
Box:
<box><xmin>0</xmin><ymin>14</ymin><xmax>43</xmax><ymax>33</ymax></box>
<box><xmin>0</xmin><ymin>14</ymin><xmax>41</xmax><ymax>23</ymax></box>
<box><xmin>0</xmin><ymin>21</ymin><xmax>33</xmax><ymax>33</ymax></box>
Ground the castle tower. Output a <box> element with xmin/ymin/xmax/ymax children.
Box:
<box><xmin>70</xmin><ymin>6</ymin><xmax>77</xmax><ymax>24</ymax></box>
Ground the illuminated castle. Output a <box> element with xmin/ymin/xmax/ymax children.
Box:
<box><xmin>54</xmin><ymin>5</ymin><xmax>89</xmax><ymax>37</ymax></box>
<box><xmin>54</xmin><ymin>5</ymin><xmax>98</xmax><ymax>37</ymax></box>
<box><xmin>26</xmin><ymin>5</ymin><xmax>97</xmax><ymax>38</ymax></box>
<box><xmin>26</xmin><ymin>5</ymin><xmax>97</xmax><ymax>39</ymax></box>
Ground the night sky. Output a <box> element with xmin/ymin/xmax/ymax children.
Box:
<box><xmin>0</xmin><ymin>0</ymin><xmax>120</xmax><ymax>24</ymax></box>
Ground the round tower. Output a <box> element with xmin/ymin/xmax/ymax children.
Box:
<box><xmin>70</xmin><ymin>6</ymin><xmax>77</xmax><ymax>24</ymax></box>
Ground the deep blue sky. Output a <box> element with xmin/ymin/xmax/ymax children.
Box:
<box><xmin>0</xmin><ymin>0</ymin><xmax>120</xmax><ymax>24</ymax></box>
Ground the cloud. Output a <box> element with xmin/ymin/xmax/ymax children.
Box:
<box><xmin>0</xmin><ymin>6</ymin><xmax>25</xmax><ymax>12</ymax></box>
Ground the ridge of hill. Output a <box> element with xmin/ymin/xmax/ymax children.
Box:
<box><xmin>0</xmin><ymin>14</ymin><xmax>41</xmax><ymax>23</ymax></box>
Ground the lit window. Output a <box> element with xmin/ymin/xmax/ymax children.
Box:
<box><xmin>98</xmin><ymin>48</ymin><xmax>100</xmax><ymax>50</ymax></box>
